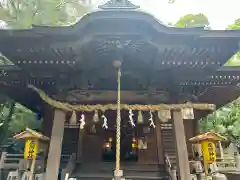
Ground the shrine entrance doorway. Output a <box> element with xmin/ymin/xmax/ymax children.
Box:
<box><xmin>102</xmin><ymin>122</ymin><xmax>138</xmax><ymax>162</ymax></box>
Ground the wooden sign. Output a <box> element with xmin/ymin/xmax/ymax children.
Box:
<box><xmin>201</xmin><ymin>141</ymin><xmax>216</xmax><ymax>163</ymax></box>
<box><xmin>24</xmin><ymin>139</ymin><xmax>38</xmax><ymax>160</ymax></box>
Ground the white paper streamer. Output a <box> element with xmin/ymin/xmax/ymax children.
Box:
<box><xmin>128</xmin><ymin>109</ymin><xmax>135</xmax><ymax>127</ymax></box>
<box><xmin>149</xmin><ymin>110</ymin><xmax>156</xmax><ymax>128</ymax></box>
<box><xmin>79</xmin><ymin>114</ymin><xmax>85</xmax><ymax>129</ymax></box>
<box><xmin>102</xmin><ymin>114</ymin><xmax>108</xmax><ymax>129</ymax></box>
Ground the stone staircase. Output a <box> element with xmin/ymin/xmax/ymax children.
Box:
<box><xmin>160</xmin><ymin>123</ymin><xmax>177</xmax><ymax>167</ymax></box>
<box><xmin>60</xmin><ymin>128</ymin><xmax>79</xmax><ymax>169</ymax></box>
<box><xmin>70</xmin><ymin>162</ymin><xmax>169</xmax><ymax>179</ymax></box>
<box><xmin>62</xmin><ymin>128</ymin><xmax>79</xmax><ymax>155</ymax></box>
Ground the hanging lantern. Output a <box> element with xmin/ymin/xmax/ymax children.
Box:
<box><xmin>129</xmin><ymin>109</ymin><xmax>135</xmax><ymax>127</ymax></box>
<box><xmin>137</xmin><ymin>111</ymin><xmax>144</xmax><ymax>124</ymax></box>
<box><xmin>70</xmin><ymin>111</ymin><xmax>77</xmax><ymax>124</ymax></box>
<box><xmin>79</xmin><ymin>113</ymin><xmax>85</xmax><ymax>129</ymax></box>
<box><xmin>158</xmin><ymin>110</ymin><xmax>171</xmax><ymax>123</ymax></box>
<box><xmin>93</xmin><ymin>110</ymin><xmax>99</xmax><ymax>122</ymax></box>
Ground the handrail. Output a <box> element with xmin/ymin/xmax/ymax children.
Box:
<box><xmin>164</xmin><ymin>153</ymin><xmax>177</xmax><ymax>180</ymax></box>
<box><xmin>0</xmin><ymin>152</ymin><xmax>7</xmax><ymax>169</ymax></box>
<box><xmin>61</xmin><ymin>153</ymin><xmax>77</xmax><ymax>180</ymax></box>
<box><xmin>0</xmin><ymin>152</ymin><xmax>22</xmax><ymax>169</ymax></box>
<box><xmin>164</xmin><ymin>153</ymin><xmax>172</xmax><ymax>178</ymax></box>
<box><xmin>164</xmin><ymin>153</ymin><xmax>172</xmax><ymax>170</ymax></box>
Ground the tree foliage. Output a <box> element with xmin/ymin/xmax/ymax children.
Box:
<box><xmin>227</xmin><ymin>18</ymin><xmax>240</xmax><ymax>30</ymax></box>
<box><xmin>0</xmin><ymin>99</ymin><xmax>41</xmax><ymax>147</ymax></box>
<box><xmin>199</xmin><ymin>99</ymin><xmax>240</xmax><ymax>145</ymax></box>
<box><xmin>0</xmin><ymin>0</ymin><xmax>90</xmax><ymax>29</ymax></box>
<box><xmin>175</xmin><ymin>13</ymin><xmax>209</xmax><ymax>28</ymax></box>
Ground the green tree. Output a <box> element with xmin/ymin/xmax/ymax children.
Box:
<box><xmin>0</xmin><ymin>100</ymin><xmax>41</xmax><ymax>148</ymax></box>
<box><xmin>8</xmin><ymin>103</ymin><xmax>41</xmax><ymax>134</ymax></box>
<box><xmin>175</xmin><ymin>13</ymin><xmax>209</xmax><ymax>28</ymax></box>
<box><xmin>227</xmin><ymin>18</ymin><xmax>240</xmax><ymax>30</ymax></box>
<box><xmin>0</xmin><ymin>100</ymin><xmax>16</xmax><ymax>146</ymax></box>
<box><xmin>199</xmin><ymin>99</ymin><xmax>240</xmax><ymax>146</ymax></box>
<box><xmin>0</xmin><ymin>0</ymin><xmax>90</xmax><ymax>29</ymax></box>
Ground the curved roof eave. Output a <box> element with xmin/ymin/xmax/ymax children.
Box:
<box><xmin>1</xmin><ymin>10</ymin><xmax>240</xmax><ymax>39</ymax></box>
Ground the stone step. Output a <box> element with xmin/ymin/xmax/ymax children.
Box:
<box><xmin>71</xmin><ymin>174</ymin><xmax>169</xmax><ymax>180</ymax></box>
<box><xmin>75</xmin><ymin>163</ymin><xmax>165</xmax><ymax>173</ymax></box>
<box><xmin>72</xmin><ymin>170</ymin><xmax>169</xmax><ymax>180</ymax></box>
<box><xmin>72</xmin><ymin>163</ymin><xmax>169</xmax><ymax>180</ymax></box>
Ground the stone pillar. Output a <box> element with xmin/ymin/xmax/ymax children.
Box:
<box><xmin>45</xmin><ymin>109</ymin><xmax>65</xmax><ymax>180</ymax></box>
<box><xmin>172</xmin><ymin>110</ymin><xmax>191</xmax><ymax>180</ymax></box>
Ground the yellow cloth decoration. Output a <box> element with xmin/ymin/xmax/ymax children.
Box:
<box><xmin>27</xmin><ymin>85</ymin><xmax>216</xmax><ymax>111</ymax></box>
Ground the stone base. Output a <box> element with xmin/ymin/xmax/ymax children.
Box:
<box><xmin>113</xmin><ymin>170</ymin><xmax>124</xmax><ymax>180</ymax></box>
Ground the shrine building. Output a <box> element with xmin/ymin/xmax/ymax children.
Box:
<box><xmin>0</xmin><ymin>0</ymin><xmax>240</xmax><ymax>180</ymax></box>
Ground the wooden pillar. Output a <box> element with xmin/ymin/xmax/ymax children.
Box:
<box><xmin>77</xmin><ymin>125</ymin><xmax>83</xmax><ymax>163</ymax></box>
<box><xmin>155</xmin><ymin>120</ymin><xmax>164</xmax><ymax>164</ymax></box>
<box><xmin>172</xmin><ymin>110</ymin><xmax>191</xmax><ymax>180</ymax></box>
<box><xmin>45</xmin><ymin>109</ymin><xmax>65</xmax><ymax>180</ymax></box>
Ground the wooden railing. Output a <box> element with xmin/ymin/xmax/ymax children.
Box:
<box><xmin>61</xmin><ymin>153</ymin><xmax>77</xmax><ymax>180</ymax></box>
<box><xmin>164</xmin><ymin>153</ymin><xmax>177</xmax><ymax>180</ymax></box>
<box><xmin>1</xmin><ymin>151</ymin><xmax>74</xmax><ymax>180</ymax></box>
<box><xmin>216</xmin><ymin>157</ymin><xmax>238</xmax><ymax>172</ymax></box>
<box><xmin>0</xmin><ymin>152</ymin><xmax>23</xmax><ymax>169</ymax></box>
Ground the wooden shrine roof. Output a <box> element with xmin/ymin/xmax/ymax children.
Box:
<box><xmin>0</xmin><ymin>5</ymin><xmax>240</xmax><ymax>116</ymax></box>
<box><xmin>189</xmin><ymin>132</ymin><xmax>227</xmax><ymax>142</ymax></box>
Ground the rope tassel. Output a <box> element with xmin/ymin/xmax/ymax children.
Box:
<box><xmin>70</xmin><ymin>111</ymin><xmax>77</xmax><ymax>124</ymax></box>
<box><xmin>138</xmin><ymin>111</ymin><xmax>143</xmax><ymax>124</ymax></box>
<box><xmin>114</xmin><ymin>62</ymin><xmax>122</xmax><ymax>172</ymax></box>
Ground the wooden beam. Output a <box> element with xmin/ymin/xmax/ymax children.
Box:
<box><xmin>172</xmin><ymin>110</ymin><xmax>191</xmax><ymax>180</ymax></box>
<box><xmin>76</xmin><ymin>126</ymin><xmax>83</xmax><ymax>163</ymax></box>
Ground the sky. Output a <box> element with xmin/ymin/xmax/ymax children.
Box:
<box><xmin>94</xmin><ymin>0</ymin><xmax>240</xmax><ymax>29</ymax></box>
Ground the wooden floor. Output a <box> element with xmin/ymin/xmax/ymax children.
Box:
<box><xmin>71</xmin><ymin>162</ymin><xmax>169</xmax><ymax>180</ymax></box>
